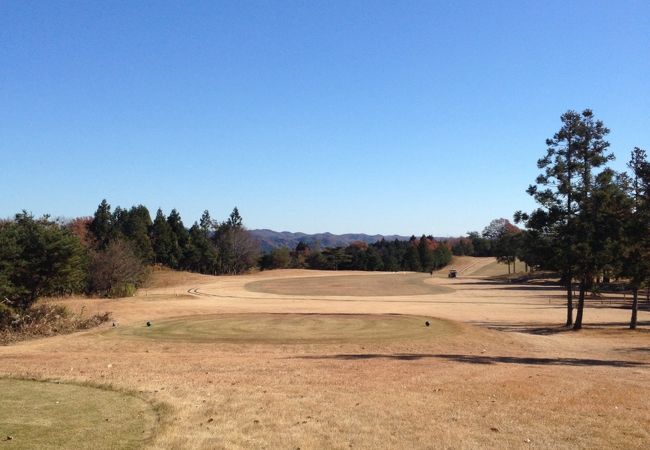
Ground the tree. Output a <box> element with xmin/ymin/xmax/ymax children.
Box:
<box><xmin>417</xmin><ymin>235</ymin><xmax>435</xmax><ymax>273</ymax></box>
<box><xmin>227</xmin><ymin>207</ymin><xmax>243</xmax><ymax>229</ymax></box>
<box><xmin>167</xmin><ymin>209</ymin><xmax>189</xmax><ymax>269</ymax></box>
<box><xmin>199</xmin><ymin>210</ymin><xmax>214</xmax><ymax>233</ymax></box>
<box><xmin>623</xmin><ymin>148</ymin><xmax>650</xmax><ymax>329</ymax></box>
<box><xmin>67</xmin><ymin>216</ymin><xmax>94</xmax><ymax>248</ymax></box>
<box><xmin>403</xmin><ymin>245</ymin><xmax>422</xmax><ymax>272</ymax></box>
<box><xmin>569</xmin><ymin>110</ymin><xmax>613</xmax><ymax>329</ymax></box>
<box><xmin>523</xmin><ymin>109</ymin><xmax>612</xmax><ymax>329</ymax></box>
<box><xmin>451</xmin><ymin>237</ymin><xmax>474</xmax><ymax>256</ymax></box>
<box><xmin>0</xmin><ymin>212</ymin><xmax>86</xmax><ymax>310</ymax></box>
<box><xmin>185</xmin><ymin>223</ymin><xmax>219</xmax><ymax>274</ymax></box>
<box><xmin>151</xmin><ymin>208</ymin><xmax>175</xmax><ymax>266</ymax></box>
<box><xmin>259</xmin><ymin>247</ymin><xmax>291</xmax><ymax>270</ymax></box>
<box><xmin>120</xmin><ymin>205</ymin><xmax>154</xmax><ymax>262</ymax></box>
<box><xmin>467</xmin><ymin>231</ymin><xmax>492</xmax><ymax>256</ymax></box>
<box><xmin>321</xmin><ymin>247</ymin><xmax>351</xmax><ymax>270</ymax></box>
<box><xmin>89</xmin><ymin>199</ymin><xmax>113</xmax><ymax>249</ymax></box>
<box><xmin>87</xmin><ymin>239</ymin><xmax>145</xmax><ymax>297</ymax></box>
<box><xmin>213</xmin><ymin>208</ymin><xmax>260</xmax><ymax>274</ymax></box>
<box><xmin>483</xmin><ymin>219</ymin><xmax>521</xmax><ymax>274</ymax></box>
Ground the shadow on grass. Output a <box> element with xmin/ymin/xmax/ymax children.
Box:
<box><xmin>454</xmin><ymin>280</ymin><xmax>563</xmax><ymax>290</ymax></box>
<box><xmin>294</xmin><ymin>353</ymin><xmax>646</xmax><ymax>367</ymax></box>
<box><xmin>468</xmin><ymin>320</ymin><xmax>650</xmax><ymax>335</ymax></box>
<box><xmin>467</xmin><ymin>321</ymin><xmax>574</xmax><ymax>335</ymax></box>
<box><xmin>616</xmin><ymin>347</ymin><xmax>650</xmax><ymax>354</ymax></box>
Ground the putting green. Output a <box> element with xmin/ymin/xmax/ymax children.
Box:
<box><xmin>0</xmin><ymin>379</ymin><xmax>158</xmax><ymax>450</ymax></box>
<box><xmin>114</xmin><ymin>314</ymin><xmax>459</xmax><ymax>344</ymax></box>
<box><xmin>245</xmin><ymin>273</ymin><xmax>454</xmax><ymax>297</ymax></box>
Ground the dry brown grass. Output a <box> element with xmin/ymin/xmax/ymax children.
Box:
<box><xmin>1</xmin><ymin>258</ymin><xmax>649</xmax><ymax>449</ymax></box>
<box><xmin>246</xmin><ymin>273</ymin><xmax>454</xmax><ymax>296</ymax></box>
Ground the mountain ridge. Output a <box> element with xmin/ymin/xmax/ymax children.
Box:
<box><xmin>250</xmin><ymin>229</ymin><xmax>419</xmax><ymax>252</ymax></box>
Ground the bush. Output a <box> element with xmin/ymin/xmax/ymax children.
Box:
<box><xmin>87</xmin><ymin>239</ymin><xmax>147</xmax><ymax>297</ymax></box>
<box><xmin>0</xmin><ymin>302</ymin><xmax>111</xmax><ymax>345</ymax></box>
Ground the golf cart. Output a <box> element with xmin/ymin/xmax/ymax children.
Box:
<box><xmin>448</xmin><ymin>269</ymin><xmax>457</xmax><ymax>278</ymax></box>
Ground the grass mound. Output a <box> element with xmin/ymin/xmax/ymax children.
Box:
<box><xmin>113</xmin><ymin>313</ymin><xmax>460</xmax><ymax>344</ymax></box>
<box><xmin>0</xmin><ymin>379</ymin><xmax>158</xmax><ymax>449</ymax></box>
<box><xmin>246</xmin><ymin>273</ymin><xmax>454</xmax><ymax>297</ymax></box>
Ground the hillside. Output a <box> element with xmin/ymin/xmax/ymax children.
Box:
<box><xmin>249</xmin><ymin>229</ymin><xmax>414</xmax><ymax>252</ymax></box>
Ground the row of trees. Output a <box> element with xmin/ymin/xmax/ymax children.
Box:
<box><xmin>0</xmin><ymin>201</ymin><xmax>261</xmax><ymax>322</ymax></box>
<box><xmin>514</xmin><ymin>109</ymin><xmax>648</xmax><ymax>329</ymax></box>
<box><xmin>260</xmin><ymin>235</ymin><xmax>452</xmax><ymax>273</ymax></box>
<box><xmin>87</xmin><ymin>201</ymin><xmax>260</xmax><ymax>276</ymax></box>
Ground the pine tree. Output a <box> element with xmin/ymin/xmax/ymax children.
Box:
<box><xmin>417</xmin><ymin>235</ymin><xmax>434</xmax><ymax>273</ymax></box>
<box><xmin>151</xmin><ymin>208</ymin><xmax>174</xmax><ymax>266</ymax></box>
<box><xmin>623</xmin><ymin>148</ymin><xmax>650</xmax><ymax>329</ymax></box>
<box><xmin>199</xmin><ymin>210</ymin><xmax>213</xmax><ymax>233</ymax></box>
<box><xmin>166</xmin><ymin>209</ymin><xmax>188</xmax><ymax>269</ymax></box>
<box><xmin>125</xmin><ymin>205</ymin><xmax>154</xmax><ymax>263</ymax></box>
<box><xmin>523</xmin><ymin>109</ymin><xmax>612</xmax><ymax>329</ymax></box>
<box><xmin>89</xmin><ymin>199</ymin><xmax>113</xmax><ymax>250</ymax></box>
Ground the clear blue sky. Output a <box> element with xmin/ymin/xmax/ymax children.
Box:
<box><xmin>2</xmin><ymin>1</ymin><xmax>648</xmax><ymax>236</ymax></box>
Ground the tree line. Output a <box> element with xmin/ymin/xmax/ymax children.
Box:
<box><xmin>87</xmin><ymin>200</ymin><xmax>260</xmax><ymax>277</ymax></box>
<box><xmin>512</xmin><ymin>109</ymin><xmax>648</xmax><ymax>330</ymax></box>
<box><xmin>0</xmin><ymin>202</ymin><xmax>260</xmax><ymax>310</ymax></box>
<box><xmin>260</xmin><ymin>235</ymin><xmax>452</xmax><ymax>273</ymax></box>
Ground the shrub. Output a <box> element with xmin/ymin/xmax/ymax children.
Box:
<box><xmin>0</xmin><ymin>302</ymin><xmax>111</xmax><ymax>345</ymax></box>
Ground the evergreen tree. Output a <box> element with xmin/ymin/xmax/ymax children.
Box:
<box><xmin>167</xmin><ymin>209</ymin><xmax>188</xmax><ymax>269</ymax></box>
<box><xmin>417</xmin><ymin>235</ymin><xmax>435</xmax><ymax>272</ymax></box>
<box><xmin>403</xmin><ymin>245</ymin><xmax>422</xmax><ymax>272</ymax></box>
<box><xmin>186</xmin><ymin>223</ymin><xmax>219</xmax><ymax>274</ymax></box>
<box><xmin>569</xmin><ymin>110</ymin><xmax>613</xmax><ymax>329</ymax></box>
<box><xmin>151</xmin><ymin>208</ymin><xmax>174</xmax><ymax>266</ymax></box>
<box><xmin>227</xmin><ymin>207</ymin><xmax>243</xmax><ymax>229</ymax></box>
<box><xmin>124</xmin><ymin>205</ymin><xmax>154</xmax><ymax>263</ymax></box>
<box><xmin>0</xmin><ymin>212</ymin><xmax>86</xmax><ymax>310</ymax></box>
<box><xmin>523</xmin><ymin>109</ymin><xmax>612</xmax><ymax>328</ymax></box>
<box><xmin>89</xmin><ymin>199</ymin><xmax>113</xmax><ymax>249</ymax></box>
<box><xmin>199</xmin><ymin>210</ymin><xmax>214</xmax><ymax>234</ymax></box>
<box><xmin>623</xmin><ymin>148</ymin><xmax>650</xmax><ymax>329</ymax></box>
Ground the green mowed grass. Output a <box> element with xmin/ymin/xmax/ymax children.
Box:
<box><xmin>113</xmin><ymin>314</ymin><xmax>460</xmax><ymax>344</ymax></box>
<box><xmin>245</xmin><ymin>273</ymin><xmax>454</xmax><ymax>297</ymax></box>
<box><xmin>0</xmin><ymin>379</ymin><xmax>158</xmax><ymax>450</ymax></box>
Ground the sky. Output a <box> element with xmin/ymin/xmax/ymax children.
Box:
<box><xmin>1</xmin><ymin>0</ymin><xmax>649</xmax><ymax>236</ymax></box>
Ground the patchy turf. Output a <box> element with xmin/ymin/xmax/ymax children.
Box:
<box><xmin>245</xmin><ymin>273</ymin><xmax>455</xmax><ymax>297</ymax></box>
<box><xmin>0</xmin><ymin>378</ymin><xmax>158</xmax><ymax>449</ymax></box>
<box><xmin>111</xmin><ymin>313</ymin><xmax>460</xmax><ymax>344</ymax></box>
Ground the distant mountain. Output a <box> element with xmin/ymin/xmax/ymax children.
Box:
<box><xmin>249</xmin><ymin>229</ymin><xmax>413</xmax><ymax>253</ymax></box>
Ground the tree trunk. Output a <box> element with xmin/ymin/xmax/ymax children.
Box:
<box><xmin>513</xmin><ymin>258</ymin><xmax>516</xmax><ymax>273</ymax></box>
<box><xmin>573</xmin><ymin>279</ymin><xmax>586</xmax><ymax>330</ymax></box>
<box><xmin>646</xmin><ymin>285</ymin><xmax>649</xmax><ymax>306</ymax></box>
<box><xmin>566</xmin><ymin>278</ymin><xmax>574</xmax><ymax>327</ymax></box>
<box><xmin>630</xmin><ymin>287</ymin><xmax>638</xmax><ymax>330</ymax></box>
